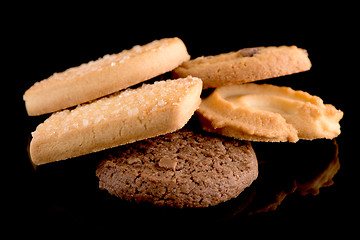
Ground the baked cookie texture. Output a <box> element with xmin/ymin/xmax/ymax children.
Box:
<box><xmin>96</xmin><ymin>129</ymin><xmax>258</xmax><ymax>208</ymax></box>
<box><xmin>173</xmin><ymin>46</ymin><xmax>311</xmax><ymax>89</ymax></box>
<box><xmin>30</xmin><ymin>77</ymin><xmax>202</xmax><ymax>165</ymax></box>
<box><xmin>197</xmin><ymin>83</ymin><xmax>343</xmax><ymax>142</ymax></box>
<box><xmin>24</xmin><ymin>37</ymin><xmax>190</xmax><ymax>116</ymax></box>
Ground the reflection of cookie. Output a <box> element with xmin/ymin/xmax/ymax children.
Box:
<box><xmin>197</xmin><ymin>83</ymin><xmax>343</xmax><ymax>142</ymax></box>
<box><xmin>24</xmin><ymin>37</ymin><xmax>190</xmax><ymax>116</ymax></box>
<box><xmin>30</xmin><ymin>77</ymin><xmax>202</xmax><ymax>165</ymax></box>
<box><xmin>96</xmin><ymin>129</ymin><xmax>258</xmax><ymax>208</ymax></box>
<box><xmin>173</xmin><ymin>46</ymin><xmax>311</xmax><ymax>89</ymax></box>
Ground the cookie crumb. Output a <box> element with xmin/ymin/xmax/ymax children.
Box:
<box><xmin>126</xmin><ymin>157</ymin><xmax>141</xmax><ymax>165</ymax></box>
<box><xmin>158</xmin><ymin>157</ymin><xmax>177</xmax><ymax>170</ymax></box>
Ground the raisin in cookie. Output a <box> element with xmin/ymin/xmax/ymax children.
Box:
<box><xmin>173</xmin><ymin>46</ymin><xmax>311</xmax><ymax>89</ymax></box>
<box><xmin>96</xmin><ymin>129</ymin><xmax>258</xmax><ymax>208</ymax></box>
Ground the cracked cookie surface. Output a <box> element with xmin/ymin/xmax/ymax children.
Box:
<box><xmin>96</xmin><ymin>129</ymin><xmax>258</xmax><ymax>208</ymax></box>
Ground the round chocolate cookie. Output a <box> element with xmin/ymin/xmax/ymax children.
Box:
<box><xmin>96</xmin><ymin>129</ymin><xmax>258</xmax><ymax>208</ymax></box>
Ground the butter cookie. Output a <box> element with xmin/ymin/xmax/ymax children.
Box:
<box><xmin>197</xmin><ymin>83</ymin><xmax>343</xmax><ymax>142</ymax></box>
<box><xmin>173</xmin><ymin>46</ymin><xmax>311</xmax><ymax>89</ymax></box>
<box><xmin>30</xmin><ymin>77</ymin><xmax>202</xmax><ymax>165</ymax></box>
<box><xmin>24</xmin><ymin>37</ymin><xmax>190</xmax><ymax>116</ymax></box>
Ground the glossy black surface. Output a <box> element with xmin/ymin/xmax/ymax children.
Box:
<box><xmin>13</xmin><ymin>8</ymin><xmax>350</xmax><ymax>231</ymax></box>
<box><xmin>16</xmin><ymin>133</ymin><xmax>345</xmax><ymax>230</ymax></box>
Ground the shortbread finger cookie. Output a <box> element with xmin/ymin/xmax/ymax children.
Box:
<box><xmin>24</xmin><ymin>37</ymin><xmax>190</xmax><ymax>116</ymax></box>
<box><xmin>96</xmin><ymin>129</ymin><xmax>258</xmax><ymax>208</ymax></box>
<box><xmin>29</xmin><ymin>77</ymin><xmax>202</xmax><ymax>165</ymax></box>
<box><xmin>197</xmin><ymin>83</ymin><xmax>343</xmax><ymax>142</ymax></box>
<box><xmin>173</xmin><ymin>46</ymin><xmax>311</xmax><ymax>89</ymax></box>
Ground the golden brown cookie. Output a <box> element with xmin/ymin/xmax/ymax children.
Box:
<box><xmin>197</xmin><ymin>83</ymin><xmax>343</xmax><ymax>142</ymax></box>
<box><xmin>30</xmin><ymin>77</ymin><xmax>202</xmax><ymax>165</ymax></box>
<box><xmin>24</xmin><ymin>37</ymin><xmax>190</xmax><ymax>116</ymax></box>
<box><xmin>173</xmin><ymin>46</ymin><xmax>311</xmax><ymax>89</ymax></box>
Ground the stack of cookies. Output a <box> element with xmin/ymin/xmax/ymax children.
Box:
<box><xmin>24</xmin><ymin>37</ymin><xmax>343</xmax><ymax>208</ymax></box>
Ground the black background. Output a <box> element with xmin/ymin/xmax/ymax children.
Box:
<box><xmin>10</xmin><ymin>4</ymin><xmax>353</xmax><ymax>233</ymax></box>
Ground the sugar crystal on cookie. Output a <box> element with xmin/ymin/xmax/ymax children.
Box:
<box><xmin>24</xmin><ymin>37</ymin><xmax>190</xmax><ymax>116</ymax></box>
<box><xmin>29</xmin><ymin>76</ymin><xmax>202</xmax><ymax>165</ymax></box>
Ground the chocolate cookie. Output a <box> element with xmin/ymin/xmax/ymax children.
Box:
<box><xmin>96</xmin><ymin>129</ymin><xmax>258</xmax><ymax>208</ymax></box>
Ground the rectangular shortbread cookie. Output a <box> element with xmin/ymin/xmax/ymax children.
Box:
<box><xmin>30</xmin><ymin>77</ymin><xmax>202</xmax><ymax>165</ymax></box>
<box><xmin>24</xmin><ymin>37</ymin><xmax>190</xmax><ymax>116</ymax></box>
